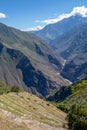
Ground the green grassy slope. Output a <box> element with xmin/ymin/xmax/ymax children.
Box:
<box><xmin>0</xmin><ymin>81</ymin><xmax>67</xmax><ymax>130</ymax></box>
<box><xmin>57</xmin><ymin>78</ymin><xmax>87</xmax><ymax>111</ymax></box>
<box><xmin>46</xmin><ymin>78</ymin><xmax>87</xmax><ymax>129</ymax></box>
<box><xmin>56</xmin><ymin>78</ymin><xmax>87</xmax><ymax>130</ymax></box>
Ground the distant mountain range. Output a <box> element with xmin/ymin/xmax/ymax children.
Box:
<box><xmin>0</xmin><ymin>14</ymin><xmax>87</xmax><ymax>96</ymax></box>
<box><xmin>0</xmin><ymin>12</ymin><xmax>87</xmax><ymax>130</ymax></box>
<box><xmin>33</xmin><ymin>15</ymin><xmax>87</xmax><ymax>44</ymax></box>
<box><xmin>0</xmin><ymin>23</ymin><xmax>69</xmax><ymax>97</ymax></box>
<box><xmin>33</xmin><ymin>15</ymin><xmax>87</xmax><ymax>82</ymax></box>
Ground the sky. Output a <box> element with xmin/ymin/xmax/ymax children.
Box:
<box><xmin>0</xmin><ymin>0</ymin><xmax>87</xmax><ymax>31</ymax></box>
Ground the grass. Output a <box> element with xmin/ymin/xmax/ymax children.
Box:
<box><xmin>55</xmin><ymin>78</ymin><xmax>87</xmax><ymax>130</ymax></box>
<box><xmin>0</xmin><ymin>81</ymin><xmax>67</xmax><ymax>129</ymax></box>
<box><xmin>0</xmin><ymin>92</ymin><xmax>67</xmax><ymax>130</ymax></box>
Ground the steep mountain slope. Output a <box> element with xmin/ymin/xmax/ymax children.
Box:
<box><xmin>56</xmin><ymin>78</ymin><xmax>87</xmax><ymax>130</ymax></box>
<box><xmin>0</xmin><ymin>91</ymin><xmax>68</xmax><ymax>130</ymax></box>
<box><xmin>0</xmin><ymin>23</ymin><xmax>69</xmax><ymax>97</ymax></box>
<box><xmin>46</xmin><ymin>78</ymin><xmax>87</xmax><ymax>130</ymax></box>
<box><xmin>59</xmin><ymin>78</ymin><xmax>87</xmax><ymax>109</ymax></box>
<box><xmin>33</xmin><ymin>15</ymin><xmax>87</xmax><ymax>82</ymax></box>
<box><xmin>51</xmin><ymin>22</ymin><xmax>87</xmax><ymax>59</ymax></box>
<box><xmin>46</xmin><ymin>86</ymin><xmax>71</xmax><ymax>103</ymax></box>
<box><xmin>60</xmin><ymin>23</ymin><xmax>87</xmax><ymax>82</ymax></box>
<box><xmin>0</xmin><ymin>43</ymin><xmax>26</xmax><ymax>90</ymax></box>
<box><xmin>33</xmin><ymin>15</ymin><xmax>87</xmax><ymax>44</ymax></box>
<box><xmin>46</xmin><ymin>78</ymin><xmax>87</xmax><ymax>106</ymax></box>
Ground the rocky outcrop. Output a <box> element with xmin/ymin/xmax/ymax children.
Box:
<box><xmin>0</xmin><ymin>23</ymin><xmax>69</xmax><ymax>97</ymax></box>
<box><xmin>61</xmin><ymin>60</ymin><xmax>87</xmax><ymax>82</ymax></box>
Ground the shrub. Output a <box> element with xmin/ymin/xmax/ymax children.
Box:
<box><xmin>0</xmin><ymin>82</ymin><xmax>10</xmax><ymax>95</ymax></box>
<box><xmin>68</xmin><ymin>104</ymin><xmax>87</xmax><ymax>130</ymax></box>
<box><xmin>10</xmin><ymin>85</ymin><xmax>21</xmax><ymax>92</ymax></box>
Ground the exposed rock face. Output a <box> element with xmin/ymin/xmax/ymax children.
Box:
<box><xmin>59</xmin><ymin>23</ymin><xmax>87</xmax><ymax>82</ymax></box>
<box><xmin>0</xmin><ymin>43</ymin><xmax>26</xmax><ymax>90</ymax></box>
<box><xmin>61</xmin><ymin>60</ymin><xmax>87</xmax><ymax>82</ymax></box>
<box><xmin>0</xmin><ymin>44</ymin><xmax>53</xmax><ymax>96</ymax></box>
<box><xmin>33</xmin><ymin>16</ymin><xmax>87</xmax><ymax>82</ymax></box>
<box><xmin>0</xmin><ymin>43</ymin><xmax>3</xmax><ymax>53</ymax></box>
<box><xmin>33</xmin><ymin>15</ymin><xmax>87</xmax><ymax>44</ymax></box>
<box><xmin>0</xmin><ymin>23</ymin><xmax>69</xmax><ymax>97</ymax></box>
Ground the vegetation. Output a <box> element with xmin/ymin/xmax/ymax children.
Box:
<box><xmin>56</xmin><ymin>78</ymin><xmax>87</xmax><ymax>130</ymax></box>
<box><xmin>10</xmin><ymin>85</ymin><xmax>21</xmax><ymax>92</ymax></box>
<box><xmin>46</xmin><ymin>78</ymin><xmax>87</xmax><ymax>129</ymax></box>
<box><xmin>0</xmin><ymin>23</ymin><xmax>69</xmax><ymax>98</ymax></box>
<box><xmin>0</xmin><ymin>82</ymin><xmax>10</xmax><ymax>95</ymax></box>
<box><xmin>68</xmin><ymin>104</ymin><xmax>87</xmax><ymax>130</ymax></box>
<box><xmin>0</xmin><ymin>92</ymin><xmax>67</xmax><ymax>130</ymax></box>
<box><xmin>71</xmin><ymin>78</ymin><xmax>87</xmax><ymax>94</ymax></box>
<box><xmin>0</xmin><ymin>80</ymin><xmax>67</xmax><ymax>130</ymax></box>
<box><xmin>0</xmin><ymin>81</ymin><xmax>21</xmax><ymax>95</ymax></box>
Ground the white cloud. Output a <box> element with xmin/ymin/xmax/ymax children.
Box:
<box><xmin>23</xmin><ymin>6</ymin><xmax>87</xmax><ymax>32</ymax></box>
<box><xmin>22</xmin><ymin>25</ymin><xmax>44</xmax><ymax>31</ymax></box>
<box><xmin>37</xmin><ymin>6</ymin><xmax>87</xmax><ymax>25</ymax></box>
<box><xmin>72</xmin><ymin>6</ymin><xmax>87</xmax><ymax>17</ymax></box>
<box><xmin>0</xmin><ymin>13</ymin><xmax>6</xmax><ymax>18</ymax></box>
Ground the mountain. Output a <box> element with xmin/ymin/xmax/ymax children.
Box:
<box><xmin>46</xmin><ymin>78</ymin><xmax>87</xmax><ymax>105</ymax></box>
<box><xmin>33</xmin><ymin>15</ymin><xmax>87</xmax><ymax>44</ymax></box>
<box><xmin>60</xmin><ymin>22</ymin><xmax>87</xmax><ymax>82</ymax></box>
<box><xmin>33</xmin><ymin>15</ymin><xmax>87</xmax><ymax>82</ymax></box>
<box><xmin>46</xmin><ymin>86</ymin><xmax>71</xmax><ymax>103</ymax></box>
<box><xmin>0</xmin><ymin>82</ymin><xmax>68</xmax><ymax>130</ymax></box>
<box><xmin>0</xmin><ymin>23</ymin><xmax>69</xmax><ymax>97</ymax></box>
<box><xmin>46</xmin><ymin>78</ymin><xmax>87</xmax><ymax>130</ymax></box>
<box><xmin>58</xmin><ymin>78</ymin><xmax>87</xmax><ymax>130</ymax></box>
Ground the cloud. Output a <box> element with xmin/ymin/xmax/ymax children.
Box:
<box><xmin>22</xmin><ymin>25</ymin><xmax>44</xmax><ymax>31</ymax></box>
<box><xmin>23</xmin><ymin>6</ymin><xmax>87</xmax><ymax>32</ymax></box>
<box><xmin>37</xmin><ymin>6</ymin><xmax>87</xmax><ymax>25</ymax></box>
<box><xmin>72</xmin><ymin>6</ymin><xmax>87</xmax><ymax>17</ymax></box>
<box><xmin>0</xmin><ymin>12</ymin><xmax>6</xmax><ymax>18</ymax></box>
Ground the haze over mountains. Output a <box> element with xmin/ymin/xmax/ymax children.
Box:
<box><xmin>0</xmin><ymin>11</ymin><xmax>87</xmax><ymax>97</ymax></box>
<box><xmin>0</xmin><ymin>5</ymin><xmax>87</xmax><ymax>130</ymax></box>
<box><xmin>33</xmin><ymin>14</ymin><xmax>87</xmax><ymax>82</ymax></box>
<box><xmin>34</xmin><ymin>15</ymin><xmax>87</xmax><ymax>43</ymax></box>
<box><xmin>0</xmin><ymin>6</ymin><xmax>87</xmax><ymax>97</ymax></box>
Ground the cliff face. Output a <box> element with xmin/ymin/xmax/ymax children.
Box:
<box><xmin>33</xmin><ymin>16</ymin><xmax>87</xmax><ymax>82</ymax></box>
<box><xmin>0</xmin><ymin>23</ymin><xmax>69</xmax><ymax>97</ymax></box>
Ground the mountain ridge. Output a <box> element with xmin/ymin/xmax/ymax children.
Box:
<box><xmin>33</xmin><ymin>15</ymin><xmax>87</xmax><ymax>43</ymax></box>
<box><xmin>0</xmin><ymin>22</ymin><xmax>69</xmax><ymax>97</ymax></box>
<box><xmin>33</xmin><ymin>15</ymin><xmax>87</xmax><ymax>82</ymax></box>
